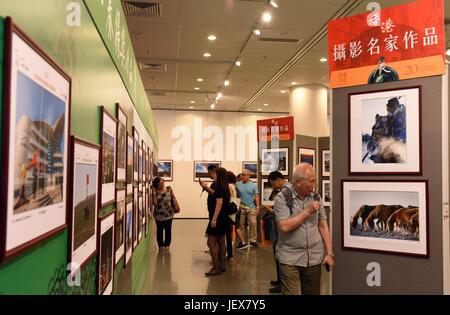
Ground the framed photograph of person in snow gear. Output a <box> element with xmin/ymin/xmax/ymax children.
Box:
<box><xmin>342</xmin><ymin>180</ymin><xmax>429</xmax><ymax>257</ymax></box>
<box><xmin>349</xmin><ymin>86</ymin><xmax>422</xmax><ymax>175</ymax></box>
<box><xmin>0</xmin><ymin>18</ymin><xmax>71</xmax><ymax>263</ymax></box>
<box><xmin>67</xmin><ymin>137</ymin><xmax>100</xmax><ymax>277</ymax></box>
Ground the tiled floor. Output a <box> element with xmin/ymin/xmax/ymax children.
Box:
<box><xmin>142</xmin><ymin>219</ymin><xmax>330</xmax><ymax>295</ymax></box>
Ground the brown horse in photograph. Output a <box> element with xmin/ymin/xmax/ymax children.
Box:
<box><xmin>409</xmin><ymin>212</ymin><xmax>419</xmax><ymax>236</ymax></box>
<box><xmin>364</xmin><ymin>204</ymin><xmax>403</xmax><ymax>232</ymax></box>
<box><xmin>387</xmin><ymin>208</ymin><xmax>418</xmax><ymax>234</ymax></box>
<box><xmin>351</xmin><ymin>205</ymin><xmax>377</xmax><ymax>231</ymax></box>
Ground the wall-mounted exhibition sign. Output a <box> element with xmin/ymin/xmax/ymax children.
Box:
<box><xmin>328</xmin><ymin>0</ymin><xmax>445</xmax><ymax>89</ymax></box>
<box><xmin>257</xmin><ymin>116</ymin><xmax>294</xmax><ymax>142</ymax></box>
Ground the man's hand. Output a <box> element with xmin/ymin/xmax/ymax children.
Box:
<box><xmin>199</xmin><ymin>179</ymin><xmax>207</xmax><ymax>189</ymax></box>
<box><xmin>306</xmin><ymin>201</ymin><xmax>320</xmax><ymax>216</ymax></box>
<box><xmin>322</xmin><ymin>254</ymin><xmax>334</xmax><ymax>271</ymax></box>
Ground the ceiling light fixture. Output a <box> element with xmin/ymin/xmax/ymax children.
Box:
<box><xmin>320</xmin><ymin>58</ymin><xmax>328</xmax><ymax>62</ymax></box>
<box><xmin>236</xmin><ymin>61</ymin><xmax>241</xmax><ymax>67</ymax></box>
<box><xmin>224</xmin><ymin>80</ymin><xmax>230</xmax><ymax>86</ymax></box>
<box><xmin>208</xmin><ymin>35</ymin><xmax>216</xmax><ymax>41</ymax></box>
<box><xmin>281</xmin><ymin>90</ymin><xmax>287</xmax><ymax>94</ymax></box>
<box><xmin>446</xmin><ymin>49</ymin><xmax>450</xmax><ymax>56</ymax></box>
<box><xmin>270</xmin><ymin>1</ymin><xmax>279</xmax><ymax>8</ymax></box>
<box><xmin>189</xmin><ymin>106</ymin><xmax>194</xmax><ymax>109</ymax></box>
<box><xmin>190</xmin><ymin>101</ymin><xmax>196</xmax><ymax>104</ymax></box>
<box><xmin>257</xmin><ymin>109</ymin><xmax>262</xmax><ymax>111</ymax></box>
<box><xmin>197</xmin><ymin>78</ymin><xmax>204</xmax><ymax>82</ymax></box>
<box><xmin>203</xmin><ymin>52</ymin><xmax>212</xmax><ymax>57</ymax></box>
<box><xmin>254</xmin><ymin>29</ymin><xmax>261</xmax><ymax>36</ymax></box>
<box><xmin>264</xmin><ymin>103</ymin><xmax>269</xmax><ymax>106</ymax></box>
<box><xmin>210</xmin><ymin>104</ymin><xmax>215</xmax><ymax>109</ymax></box>
<box><xmin>263</xmin><ymin>13</ymin><xmax>272</xmax><ymax>22</ymax></box>
<box><xmin>291</xmin><ymin>82</ymin><xmax>297</xmax><ymax>85</ymax></box>
<box><xmin>194</xmin><ymin>87</ymin><xmax>200</xmax><ymax>90</ymax></box>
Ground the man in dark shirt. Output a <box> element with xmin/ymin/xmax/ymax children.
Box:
<box><xmin>199</xmin><ymin>165</ymin><xmax>218</xmax><ymax>215</ymax></box>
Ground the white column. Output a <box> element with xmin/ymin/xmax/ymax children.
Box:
<box><xmin>289</xmin><ymin>84</ymin><xmax>330</xmax><ymax>137</ymax></box>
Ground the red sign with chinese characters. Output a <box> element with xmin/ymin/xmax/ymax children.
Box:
<box><xmin>328</xmin><ymin>0</ymin><xmax>445</xmax><ymax>89</ymax></box>
<box><xmin>257</xmin><ymin>116</ymin><xmax>294</xmax><ymax>142</ymax></box>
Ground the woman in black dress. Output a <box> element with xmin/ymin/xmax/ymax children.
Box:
<box><xmin>205</xmin><ymin>167</ymin><xmax>230</xmax><ymax>276</ymax></box>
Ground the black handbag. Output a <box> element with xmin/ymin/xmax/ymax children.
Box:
<box><xmin>227</xmin><ymin>202</ymin><xmax>238</xmax><ymax>215</ymax></box>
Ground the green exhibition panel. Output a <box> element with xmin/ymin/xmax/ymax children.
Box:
<box><xmin>0</xmin><ymin>0</ymin><xmax>156</xmax><ymax>294</ymax></box>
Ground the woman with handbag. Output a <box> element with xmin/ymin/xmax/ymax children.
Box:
<box><xmin>226</xmin><ymin>171</ymin><xmax>248</xmax><ymax>260</ymax></box>
<box><xmin>152</xmin><ymin>177</ymin><xmax>180</xmax><ymax>252</ymax></box>
<box><xmin>204</xmin><ymin>167</ymin><xmax>230</xmax><ymax>276</ymax></box>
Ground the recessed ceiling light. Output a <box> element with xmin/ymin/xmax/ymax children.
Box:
<box><xmin>197</xmin><ymin>78</ymin><xmax>204</xmax><ymax>82</ymax></box>
<box><xmin>320</xmin><ymin>58</ymin><xmax>328</xmax><ymax>62</ymax></box>
<box><xmin>263</xmin><ymin>13</ymin><xmax>272</xmax><ymax>22</ymax></box>
<box><xmin>270</xmin><ymin>1</ymin><xmax>279</xmax><ymax>8</ymax></box>
<box><xmin>291</xmin><ymin>82</ymin><xmax>297</xmax><ymax>85</ymax></box>
<box><xmin>190</xmin><ymin>101</ymin><xmax>196</xmax><ymax>104</ymax></box>
<box><xmin>189</xmin><ymin>106</ymin><xmax>194</xmax><ymax>109</ymax></box>
<box><xmin>210</xmin><ymin>104</ymin><xmax>215</xmax><ymax>109</ymax></box>
<box><xmin>208</xmin><ymin>35</ymin><xmax>216</xmax><ymax>41</ymax></box>
<box><xmin>236</xmin><ymin>61</ymin><xmax>241</xmax><ymax>67</ymax></box>
<box><xmin>194</xmin><ymin>87</ymin><xmax>200</xmax><ymax>90</ymax></box>
<box><xmin>254</xmin><ymin>29</ymin><xmax>261</xmax><ymax>36</ymax></box>
<box><xmin>218</xmin><ymin>93</ymin><xmax>223</xmax><ymax>99</ymax></box>
<box><xmin>264</xmin><ymin>103</ymin><xmax>269</xmax><ymax>106</ymax></box>
<box><xmin>203</xmin><ymin>52</ymin><xmax>212</xmax><ymax>57</ymax></box>
<box><xmin>281</xmin><ymin>90</ymin><xmax>287</xmax><ymax>94</ymax></box>
<box><xmin>257</xmin><ymin>109</ymin><xmax>262</xmax><ymax>111</ymax></box>
<box><xmin>446</xmin><ymin>49</ymin><xmax>450</xmax><ymax>56</ymax></box>
<box><xmin>224</xmin><ymin>80</ymin><xmax>230</xmax><ymax>86</ymax></box>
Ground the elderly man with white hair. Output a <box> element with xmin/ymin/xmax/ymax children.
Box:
<box><xmin>274</xmin><ymin>163</ymin><xmax>334</xmax><ymax>295</ymax></box>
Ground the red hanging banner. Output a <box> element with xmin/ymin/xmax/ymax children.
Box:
<box><xmin>328</xmin><ymin>0</ymin><xmax>445</xmax><ymax>89</ymax></box>
<box><xmin>257</xmin><ymin>116</ymin><xmax>294</xmax><ymax>142</ymax></box>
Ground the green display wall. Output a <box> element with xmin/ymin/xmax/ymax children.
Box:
<box><xmin>0</xmin><ymin>0</ymin><xmax>156</xmax><ymax>294</ymax></box>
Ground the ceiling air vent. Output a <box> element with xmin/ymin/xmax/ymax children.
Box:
<box><xmin>123</xmin><ymin>1</ymin><xmax>161</xmax><ymax>17</ymax></box>
<box><xmin>139</xmin><ymin>62</ymin><xmax>167</xmax><ymax>72</ymax></box>
<box><xmin>147</xmin><ymin>90</ymin><xmax>166</xmax><ymax>97</ymax></box>
<box><xmin>258</xmin><ymin>37</ymin><xmax>299</xmax><ymax>43</ymax></box>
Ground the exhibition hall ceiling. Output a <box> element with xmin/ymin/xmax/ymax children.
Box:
<box><xmin>123</xmin><ymin>0</ymin><xmax>450</xmax><ymax>113</ymax></box>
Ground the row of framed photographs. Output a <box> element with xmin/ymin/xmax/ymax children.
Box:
<box><xmin>101</xmin><ymin>105</ymin><xmax>156</xmax><ymax>208</ymax></box>
<box><xmin>298</xmin><ymin>148</ymin><xmax>330</xmax><ymax>177</ymax></box>
<box><xmin>70</xmin><ymin>137</ymin><xmax>153</xmax><ymax>295</ymax></box>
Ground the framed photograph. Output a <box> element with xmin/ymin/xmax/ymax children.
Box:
<box><xmin>133</xmin><ymin>186</ymin><xmax>138</xmax><ymax>249</ymax></box>
<box><xmin>243</xmin><ymin>161</ymin><xmax>257</xmax><ymax>178</ymax></box>
<box><xmin>97</xmin><ymin>210</ymin><xmax>115</xmax><ymax>295</ymax></box>
<box><xmin>298</xmin><ymin>147</ymin><xmax>316</xmax><ymax>170</ymax></box>
<box><xmin>322</xmin><ymin>150</ymin><xmax>330</xmax><ymax>177</ymax></box>
<box><xmin>133</xmin><ymin>127</ymin><xmax>139</xmax><ymax>182</ymax></box>
<box><xmin>322</xmin><ymin>179</ymin><xmax>331</xmax><ymax>207</ymax></box>
<box><xmin>100</xmin><ymin>107</ymin><xmax>117</xmax><ymax>208</ymax></box>
<box><xmin>142</xmin><ymin>141</ymin><xmax>147</xmax><ymax>184</ymax></box>
<box><xmin>124</xmin><ymin>201</ymin><xmax>133</xmax><ymax>267</ymax></box>
<box><xmin>114</xmin><ymin>188</ymin><xmax>126</xmax><ymax>266</ymax></box>
<box><xmin>68</xmin><ymin>137</ymin><xmax>99</xmax><ymax>275</ymax></box>
<box><xmin>158</xmin><ymin>160</ymin><xmax>173</xmax><ymax>181</ymax></box>
<box><xmin>193</xmin><ymin>161</ymin><xmax>221</xmax><ymax>182</ymax></box>
<box><xmin>0</xmin><ymin>18</ymin><xmax>71</xmax><ymax>262</ymax></box>
<box><xmin>261</xmin><ymin>148</ymin><xmax>289</xmax><ymax>176</ymax></box>
<box><xmin>349</xmin><ymin>86</ymin><xmax>422</xmax><ymax>175</ymax></box>
<box><xmin>342</xmin><ymin>180</ymin><xmax>428</xmax><ymax>257</ymax></box>
<box><xmin>126</xmin><ymin>133</ymin><xmax>133</xmax><ymax>196</ymax></box>
<box><xmin>116</xmin><ymin>104</ymin><xmax>127</xmax><ymax>183</ymax></box>
<box><xmin>138</xmin><ymin>195</ymin><xmax>143</xmax><ymax>242</ymax></box>
<box><xmin>261</xmin><ymin>178</ymin><xmax>280</xmax><ymax>206</ymax></box>
<box><xmin>138</xmin><ymin>144</ymin><xmax>143</xmax><ymax>191</ymax></box>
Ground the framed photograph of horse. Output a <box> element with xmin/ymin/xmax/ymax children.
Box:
<box><xmin>342</xmin><ymin>180</ymin><xmax>429</xmax><ymax>257</ymax></box>
<box><xmin>349</xmin><ymin>86</ymin><xmax>422</xmax><ymax>175</ymax></box>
